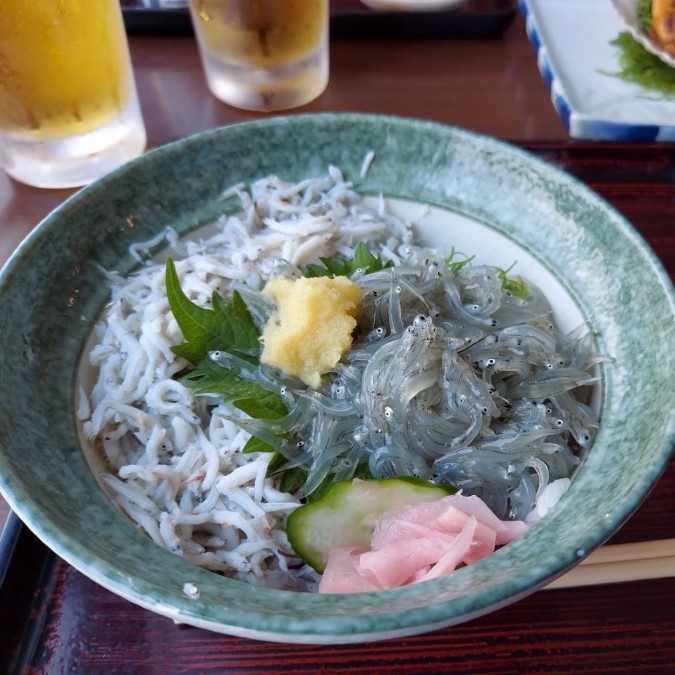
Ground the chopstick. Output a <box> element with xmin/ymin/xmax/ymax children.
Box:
<box><xmin>544</xmin><ymin>538</ymin><xmax>675</xmax><ymax>590</ymax></box>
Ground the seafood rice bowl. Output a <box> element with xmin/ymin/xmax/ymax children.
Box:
<box><xmin>0</xmin><ymin>114</ymin><xmax>673</xmax><ymax>643</ymax></box>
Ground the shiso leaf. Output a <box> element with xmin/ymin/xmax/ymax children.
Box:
<box><xmin>183</xmin><ymin>358</ymin><xmax>287</xmax><ymax>420</ymax></box>
<box><xmin>166</xmin><ymin>257</ymin><xmax>260</xmax><ymax>366</ymax></box>
<box><xmin>166</xmin><ymin>257</ymin><xmax>289</xmax><ymax>452</ymax></box>
<box><xmin>243</xmin><ymin>436</ymin><xmax>275</xmax><ymax>454</ymax></box>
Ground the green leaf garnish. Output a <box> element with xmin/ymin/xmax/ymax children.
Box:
<box><xmin>166</xmin><ymin>257</ymin><xmax>260</xmax><ymax>366</ymax></box>
<box><xmin>607</xmin><ymin>32</ymin><xmax>675</xmax><ymax>98</ymax></box>
<box><xmin>234</xmin><ymin>395</ymin><xmax>288</xmax><ymax>420</ymax></box>
<box><xmin>243</xmin><ymin>436</ymin><xmax>275</xmax><ymax>454</ymax></box>
<box><xmin>501</xmin><ymin>276</ymin><xmax>528</xmax><ymax>299</ymax></box>
<box><xmin>183</xmin><ymin>359</ymin><xmax>287</xmax><ymax>418</ymax></box>
<box><xmin>301</xmin><ymin>242</ymin><xmax>393</xmax><ymax>278</ymax></box>
<box><xmin>497</xmin><ymin>263</ymin><xmax>528</xmax><ymax>300</ymax></box>
<box><xmin>166</xmin><ymin>257</ymin><xmax>290</xmax><ymax>457</ymax></box>
<box><xmin>279</xmin><ymin>467</ymin><xmax>309</xmax><ymax>495</ymax></box>
<box><xmin>638</xmin><ymin>0</ymin><xmax>652</xmax><ymax>34</ymax></box>
<box><xmin>447</xmin><ymin>251</ymin><xmax>527</xmax><ymax>299</ymax></box>
<box><xmin>183</xmin><ymin>358</ymin><xmax>289</xmax><ymax>454</ymax></box>
<box><xmin>446</xmin><ymin>247</ymin><xmax>475</xmax><ymax>274</ymax></box>
<box><xmin>267</xmin><ymin>452</ymin><xmax>308</xmax><ymax>495</ymax></box>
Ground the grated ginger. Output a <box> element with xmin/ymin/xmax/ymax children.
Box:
<box><xmin>260</xmin><ymin>276</ymin><xmax>362</xmax><ymax>387</ymax></box>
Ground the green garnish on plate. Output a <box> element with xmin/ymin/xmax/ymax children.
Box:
<box><xmin>638</xmin><ymin>0</ymin><xmax>652</xmax><ymax>34</ymax></box>
<box><xmin>610</xmin><ymin>31</ymin><xmax>675</xmax><ymax>98</ymax></box>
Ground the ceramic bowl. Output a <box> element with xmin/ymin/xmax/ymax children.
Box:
<box><xmin>0</xmin><ymin>114</ymin><xmax>673</xmax><ymax>643</ymax></box>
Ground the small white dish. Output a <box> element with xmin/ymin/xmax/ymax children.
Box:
<box><xmin>361</xmin><ymin>0</ymin><xmax>467</xmax><ymax>11</ymax></box>
<box><xmin>611</xmin><ymin>0</ymin><xmax>675</xmax><ymax>69</ymax></box>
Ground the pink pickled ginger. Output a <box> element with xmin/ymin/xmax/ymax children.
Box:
<box><xmin>318</xmin><ymin>493</ymin><xmax>529</xmax><ymax>594</ymax></box>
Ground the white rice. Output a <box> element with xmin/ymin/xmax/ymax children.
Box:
<box><xmin>82</xmin><ymin>167</ymin><xmax>413</xmax><ymax>590</ymax></box>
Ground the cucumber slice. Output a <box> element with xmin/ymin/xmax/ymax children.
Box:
<box><xmin>287</xmin><ymin>477</ymin><xmax>455</xmax><ymax>573</ymax></box>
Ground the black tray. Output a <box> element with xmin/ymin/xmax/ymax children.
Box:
<box><xmin>0</xmin><ymin>514</ymin><xmax>58</xmax><ymax>671</ymax></box>
<box><xmin>121</xmin><ymin>0</ymin><xmax>518</xmax><ymax>40</ymax></box>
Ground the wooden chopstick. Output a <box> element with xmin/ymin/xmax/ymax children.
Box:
<box><xmin>544</xmin><ymin>538</ymin><xmax>675</xmax><ymax>590</ymax></box>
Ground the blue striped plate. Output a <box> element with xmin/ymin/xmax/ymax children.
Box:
<box><xmin>519</xmin><ymin>0</ymin><xmax>675</xmax><ymax>141</ymax></box>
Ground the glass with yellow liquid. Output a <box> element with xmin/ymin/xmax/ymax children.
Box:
<box><xmin>188</xmin><ymin>0</ymin><xmax>329</xmax><ymax>111</ymax></box>
<box><xmin>0</xmin><ymin>1</ymin><xmax>146</xmax><ymax>189</ymax></box>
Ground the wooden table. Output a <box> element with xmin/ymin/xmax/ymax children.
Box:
<box><xmin>1</xmin><ymin>9</ymin><xmax>674</xmax><ymax>672</ymax></box>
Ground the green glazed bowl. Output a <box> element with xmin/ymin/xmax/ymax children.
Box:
<box><xmin>0</xmin><ymin>114</ymin><xmax>673</xmax><ymax>643</ymax></box>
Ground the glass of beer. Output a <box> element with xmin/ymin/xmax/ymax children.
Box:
<box><xmin>188</xmin><ymin>0</ymin><xmax>329</xmax><ymax>112</ymax></box>
<box><xmin>0</xmin><ymin>1</ymin><xmax>146</xmax><ymax>189</ymax></box>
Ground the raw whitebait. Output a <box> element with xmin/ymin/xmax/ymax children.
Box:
<box><xmin>238</xmin><ymin>247</ymin><xmax>605</xmax><ymax>521</ymax></box>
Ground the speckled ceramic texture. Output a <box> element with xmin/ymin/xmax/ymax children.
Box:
<box><xmin>0</xmin><ymin>114</ymin><xmax>673</xmax><ymax>643</ymax></box>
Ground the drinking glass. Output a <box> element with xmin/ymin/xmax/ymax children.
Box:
<box><xmin>188</xmin><ymin>0</ymin><xmax>329</xmax><ymax>112</ymax></box>
<box><xmin>0</xmin><ymin>1</ymin><xmax>147</xmax><ymax>189</ymax></box>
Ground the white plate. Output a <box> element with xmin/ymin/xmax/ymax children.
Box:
<box><xmin>519</xmin><ymin>0</ymin><xmax>675</xmax><ymax>140</ymax></box>
<box><xmin>361</xmin><ymin>0</ymin><xmax>467</xmax><ymax>10</ymax></box>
